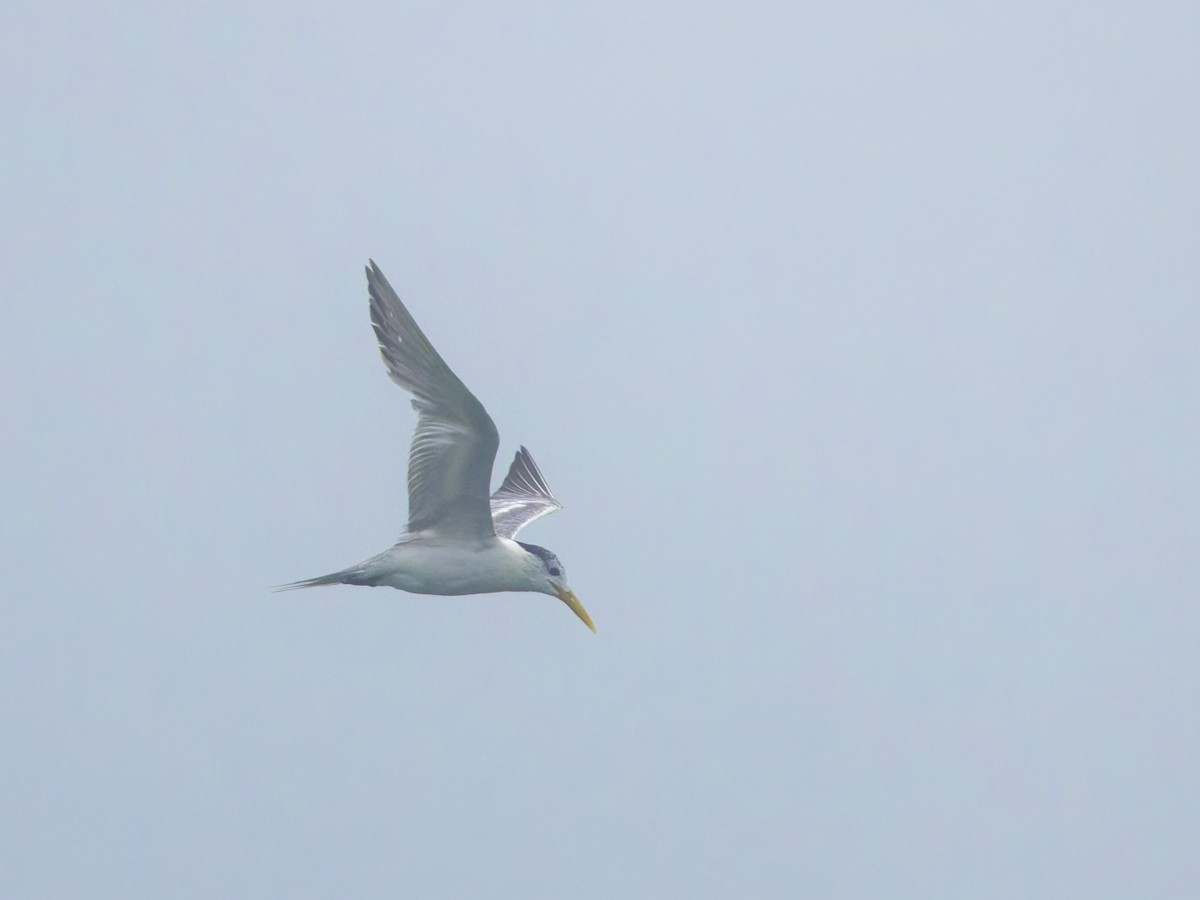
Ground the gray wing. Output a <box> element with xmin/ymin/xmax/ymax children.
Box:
<box><xmin>490</xmin><ymin>446</ymin><xmax>563</xmax><ymax>539</ymax></box>
<box><xmin>367</xmin><ymin>261</ymin><xmax>499</xmax><ymax>539</ymax></box>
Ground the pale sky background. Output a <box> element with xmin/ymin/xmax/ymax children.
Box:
<box><xmin>2</xmin><ymin>2</ymin><xmax>1198</xmax><ymax>897</ymax></box>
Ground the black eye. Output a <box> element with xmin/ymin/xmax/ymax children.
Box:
<box><xmin>548</xmin><ymin>567</ymin><xmax>561</xmax><ymax>577</ymax></box>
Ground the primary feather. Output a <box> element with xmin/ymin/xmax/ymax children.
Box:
<box><xmin>490</xmin><ymin>446</ymin><xmax>564</xmax><ymax>539</ymax></box>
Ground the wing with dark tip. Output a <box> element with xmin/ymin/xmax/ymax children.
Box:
<box><xmin>367</xmin><ymin>260</ymin><xmax>499</xmax><ymax>539</ymax></box>
<box><xmin>490</xmin><ymin>446</ymin><xmax>563</xmax><ymax>539</ymax></box>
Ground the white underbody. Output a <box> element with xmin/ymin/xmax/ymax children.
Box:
<box><xmin>360</xmin><ymin>534</ymin><xmax>545</xmax><ymax>596</ymax></box>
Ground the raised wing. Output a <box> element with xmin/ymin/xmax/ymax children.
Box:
<box><xmin>490</xmin><ymin>446</ymin><xmax>563</xmax><ymax>539</ymax></box>
<box><xmin>367</xmin><ymin>261</ymin><xmax>499</xmax><ymax>539</ymax></box>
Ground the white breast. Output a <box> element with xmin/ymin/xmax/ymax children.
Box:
<box><xmin>366</xmin><ymin>535</ymin><xmax>538</xmax><ymax>596</ymax></box>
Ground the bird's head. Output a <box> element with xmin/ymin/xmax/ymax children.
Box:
<box><xmin>517</xmin><ymin>541</ymin><xmax>595</xmax><ymax>632</ymax></box>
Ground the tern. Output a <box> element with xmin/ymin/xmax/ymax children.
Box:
<box><xmin>279</xmin><ymin>261</ymin><xmax>594</xmax><ymax>632</ymax></box>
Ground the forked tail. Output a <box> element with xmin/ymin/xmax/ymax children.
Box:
<box><xmin>273</xmin><ymin>567</ymin><xmax>373</xmax><ymax>592</ymax></box>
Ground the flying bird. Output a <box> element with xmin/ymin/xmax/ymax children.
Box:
<box><xmin>279</xmin><ymin>261</ymin><xmax>594</xmax><ymax>632</ymax></box>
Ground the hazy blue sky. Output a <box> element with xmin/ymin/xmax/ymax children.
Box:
<box><xmin>3</xmin><ymin>2</ymin><xmax>1198</xmax><ymax>897</ymax></box>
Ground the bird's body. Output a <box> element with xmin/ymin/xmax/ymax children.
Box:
<box><xmin>279</xmin><ymin>262</ymin><xmax>594</xmax><ymax>632</ymax></box>
<box><xmin>295</xmin><ymin>536</ymin><xmax>548</xmax><ymax>596</ymax></box>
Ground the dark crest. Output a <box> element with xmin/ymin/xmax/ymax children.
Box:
<box><xmin>517</xmin><ymin>541</ymin><xmax>563</xmax><ymax>576</ymax></box>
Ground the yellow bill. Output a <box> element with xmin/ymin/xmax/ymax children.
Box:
<box><xmin>555</xmin><ymin>586</ymin><xmax>597</xmax><ymax>633</ymax></box>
